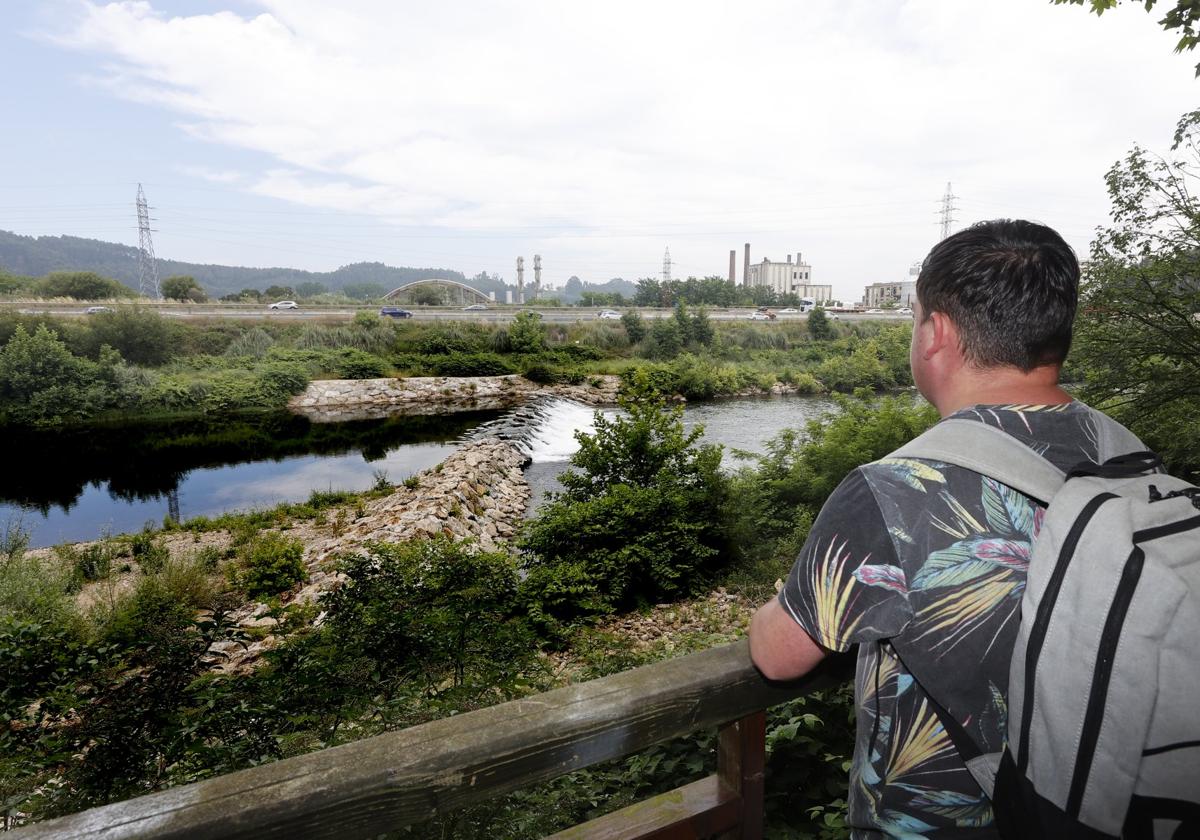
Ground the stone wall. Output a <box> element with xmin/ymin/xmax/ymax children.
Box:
<box><xmin>289</xmin><ymin>374</ymin><xmax>620</xmax><ymax>422</ymax></box>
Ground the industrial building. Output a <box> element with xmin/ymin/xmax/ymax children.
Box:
<box><xmin>862</xmin><ymin>262</ymin><xmax>921</xmax><ymax>308</ymax></box>
<box><xmin>745</xmin><ymin>252</ymin><xmax>832</xmax><ymax>302</ymax></box>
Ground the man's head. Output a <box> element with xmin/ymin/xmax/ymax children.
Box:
<box><xmin>915</xmin><ymin>219</ymin><xmax>1079</xmax><ymax>372</ymax></box>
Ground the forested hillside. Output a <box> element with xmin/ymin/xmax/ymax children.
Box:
<box><xmin>0</xmin><ymin>230</ymin><xmax>469</xmax><ymax>299</ymax></box>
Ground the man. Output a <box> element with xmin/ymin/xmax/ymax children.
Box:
<box><xmin>749</xmin><ymin>219</ymin><xmax>1142</xmax><ymax>837</ymax></box>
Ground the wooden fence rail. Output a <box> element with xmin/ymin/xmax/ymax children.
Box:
<box><xmin>12</xmin><ymin>640</ymin><xmax>842</xmax><ymax>840</ymax></box>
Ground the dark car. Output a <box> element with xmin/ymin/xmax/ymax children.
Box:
<box><xmin>379</xmin><ymin>307</ymin><xmax>414</xmax><ymax>319</ymax></box>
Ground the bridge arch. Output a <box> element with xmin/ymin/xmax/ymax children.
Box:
<box><xmin>384</xmin><ymin>279</ymin><xmax>492</xmax><ymax>305</ymax></box>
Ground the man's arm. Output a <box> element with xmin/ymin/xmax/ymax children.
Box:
<box><xmin>749</xmin><ymin>597</ymin><xmax>827</xmax><ymax>681</ymax></box>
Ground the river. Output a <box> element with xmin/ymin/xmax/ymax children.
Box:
<box><xmin>1</xmin><ymin>395</ymin><xmax>837</xmax><ymax>548</ymax></box>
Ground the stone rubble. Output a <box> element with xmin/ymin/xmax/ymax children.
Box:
<box><xmin>212</xmin><ymin>437</ymin><xmax>532</xmax><ymax>672</ymax></box>
<box><xmin>289</xmin><ymin>374</ymin><xmax>621</xmax><ymax>422</ymax></box>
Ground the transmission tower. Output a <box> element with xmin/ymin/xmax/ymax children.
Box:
<box><xmin>662</xmin><ymin>247</ymin><xmax>672</xmax><ymax>284</ymax></box>
<box><xmin>135</xmin><ymin>183</ymin><xmax>161</xmax><ymax>299</ymax></box>
<box><xmin>938</xmin><ymin>181</ymin><xmax>958</xmax><ymax>241</ymax></box>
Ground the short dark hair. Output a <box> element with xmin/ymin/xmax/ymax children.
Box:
<box><xmin>916</xmin><ymin>219</ymin><xmax>1079</xmax><ymax>371</ymax></box>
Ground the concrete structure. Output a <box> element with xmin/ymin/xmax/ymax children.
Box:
<box><xmin>861</xmin><ymin>262</ymin><xmax>920</xmax><ymax>308</ymax></box>
<box><xmin>728</xmin><ymin>250</ymin><xmax>736</xmax><ymax>283</ymax></box>
<box><xmin>743</xmin><ymin>243</ymin><xmax>750</xmax><ymax>287</ymax></box>
<box><xmin>383</xmin><ymin>278</ymin><xmax>491</xmax><ymax>305</ymax></box>
<box><xmin>746</xmin><ymin>252</ymin><xmax>831</xmax><ymax>302</ymax></box>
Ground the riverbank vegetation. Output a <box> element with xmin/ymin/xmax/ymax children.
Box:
<box><xmin>0</xmin><ymin>305</ymin><xmax>912</xmax><ymax>427</ymax></box>
<box><xmin>0</xmin><ymin>387</ymin><xmax>934</xmax><ymax>836</ymax></box>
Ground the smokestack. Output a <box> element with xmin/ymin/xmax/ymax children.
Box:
<box><xmin>743</xmin><ymin>243</ymin><xmax>750</xmax><ymax>287</ymax></box>
<box><xmin>533</xmin><ymin>254</ymin><xmax>542</xmax><ymax>299</ymax></box>
<box><xmin>516</xmin><ymin>256</ymin><xmax>524</xmax><ymax>304</ymax></box>
<box><xmin>797</xmin><ymin>252</ymin><xmax>803</xmax><ymax>265</ymax></box>
<box><xmin>786</xmin><ymin>254</ymin><xmax>792</xmax><ymax>264</ymax></box>
<box><xmin>728</xmin><ymin>250</ymin><xmax>736</xmax><ymax>283</ymax></box>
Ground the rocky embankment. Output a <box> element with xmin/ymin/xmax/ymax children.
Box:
<box><xmin>210</xmin><ymin>437</ymin><xmax>532</xmax><ymax>671</ymax></box>
<box><xmin>289</xmin><ymin>374</ymin><xmax>621</xmax><ymax>422</ymax></box>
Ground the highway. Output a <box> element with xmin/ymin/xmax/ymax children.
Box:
<box><xmin>0</xmin><ymin>302</ymin><xmax>911</xmax><ymax>324</ymax></box>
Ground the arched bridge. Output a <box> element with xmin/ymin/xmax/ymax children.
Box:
<box><xmin>384</xmin><ymin>279</ymin><xmax>492</xmax><ymax>305</ymax></box>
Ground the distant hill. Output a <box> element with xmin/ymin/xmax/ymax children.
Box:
<box><xmin>0</xmin><ymin>230</ymin><xmax>473</xmax><ymax>299</ymax></box>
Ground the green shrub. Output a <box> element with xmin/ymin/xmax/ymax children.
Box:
<box><xmin>0</xmin><ymin>325</ymin><xmax>108</xmax><ymax>424</ymax></box>
<box><xmin>82</xmin><ymin>308</ymin><xmax>176</xmax><ymax>366</ymax></box>
<box><xmin>520</xmin><ymin>371</ymin><xmax>731</xmax><ymax>631</ymax></box>
<box><xmin>334</xmin><ymin>348</ymin><xmax>389</xmax><ymax>379</ymax></box>
<box><xmin>645</xmin><ymin>318</ymin><xmax>683</xmax><ymax>360</ymax></box>
<box><xmin>35</xmin><ymin>271</ymin><xmax>132</xmax><ymax>300</ymax></box>
<box><xmin>522</xmin><ymin>361</ymin><xmax>562</xmax><ymax>384</ymax></box>
<box><xmin>431</xmin><ymin>352</ymin><xmax>515</xmax><ymax>377</ymax></box>
<box><xmin>235</xmin><ymin>533</ymin><xmax>307</xmax><ymax>599</ymax></box>
<box><xmin>130</xmin><ymin>531</ymin><xmax>170</xmax><ymax>574</ymax></box>
<box><xmin>508</xmin><ymin>311</ymin><xmax>548</xmax><ymax>353</ymax></box>
<box><xmin>621</xmin><ymin>311</ymin><xmax>647</xmax><ymax>343</ymax></box>
<box><xmin>224</xmin><ymin>327</ymin><xmax>275</xmax><ymax>359</ymax></box>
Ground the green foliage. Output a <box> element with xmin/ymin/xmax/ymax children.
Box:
<box><xmin>82</xmin><ymin>307</ymin><xmax>176</xmax><ymax>366</ymax></box>
<box><xmin>808</xmin><ymin>307</ymin><xmax>835</xmax><ymax>341</ymax></box>
<box><xmin>409</xmin><ymin>285</ymin><xmax>445</xmax><ymax>305</ymax></box>
<box><xmin>520</xmin><ymin>371</ymin><xmax>731</xmax><ymax>630</ymax></box>
<box><xmin>334</xmin><ymin>347</ymin><xmax>389</xmax><ymax>379</ymax></box>
<box><xmin>321</xmin><ymin>537</ymin><xmax>536</xmax><ymax>700</ymax></box>
<box><xmin>645</xmin><ymin>317</ymin><xmax>683</xmax><ymax>360</ymax></box>
<box><xmin>620</xmin><ymin>310</ymin><xmax>647</xmax><ymax>342</ymax></box>
<box><xmin>431</xmin><ymin>351</ymin><xmax>516</xmax><ymax>377</ymax></box>
<box><xmin>233</xmin><ymin>533</ymin><xmax>307</xmax><ymax>599</ymax></box>
<box><xmin>508</xmin><ymin>310</ymin><xmax>548</xmax><ymax>353</ymax></box>
<box><xmin>160</xmin><ymin>275</ymin><xmax>207</xmax><ymax>302</ymax></box>
<box><xmin>0</xmin><ymin>325</ymin><xmax>107</xmax><ymax>423</ymax></box>
<box><xmin>224</xmin><ymin>327</ymin><xmax>275</xmax><ymax>359</ymax></box>
<box><xmin>1071</xmin><ymin>110</ymin><xmax>1200</xmax><ymax>478</ymax></box>
<box><xmin>1054</xmin><ymin>1</ymin><xmax>1200</xmax><ymax>74</ymax></box>
<box><xmin>728</xmin><ymin>394</ymin><xmax>939</xmax><ymax>575</ymax></box>
<box><xmin>36</xmin><ymin>271</ymin><xmax>133</xmax><ymax>300</ymax></box>
<box><xmin>130</xmin><ymin>530</ymin><xmax>170</xmax><ymax>573</ymax></box>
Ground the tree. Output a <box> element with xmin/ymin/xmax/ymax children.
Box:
<box><xmin>295</xmin><ymin>281</ymin><xmax>327</xmax><ymax>298</ymax></box>
<box><xmin>263</xmin><ymin>285</ymin><xmax>295</xmax><ymax>300</ymax></box>
<box><xmin>36</xmin><ymin>271</ymin><xmax>131</xmax><ymax>300</ymax></box>
<box><xmin>342</xmin><ymin>282</ymin><xmax>387</xmax><ymax>300</ymax></box>
<box><xmin>1054</xmin><ymin>1</ymin><xmax>1200</xmax><ymax>74</ymax></box>
<box><xmin>520</xmin><ymin>371</ymin><xmax>731</xmax><ymax>625</ymax></box>
<box><xmin>160</xmin><ymin>275</ymin><xmax>207</xmax><ymax>302</ymax></box>
<box><xmin>0</xmin><ymin>325</ymin><xmax>103</xmax><ymax>423</ymax></box>
<box><xmin>1071</xmin><ymin>110</ymin><xmax>1200</xmax><ymax>477</ymax></box>
<box><xmin>621</xmin><ymin>310</ymin><xmax>646</xmax><ymax>343</ymax></box>
<box><xmin>508</xmin><ymin>310</ymin><xmax>547</xmax><ymax>353</ymax></box>
<box><xmin>646</xmin><ymin>317</ymin><xmax>683</xmax><ymax>359</ymax></box>
<box><xmin>409</xmin><ymin>286</ymin><xmax>445</xmax><ymax>306</ymax></box>
<box><xmin>808</xmin><ymin>307</ymin><xmax>835</xmax><ymax>340</ymax></box>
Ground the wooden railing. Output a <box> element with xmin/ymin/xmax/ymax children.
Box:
<box><xmin>12</xmin><ymin>640</ymin><xmax>844</xmax><ymax>840</ymax></box>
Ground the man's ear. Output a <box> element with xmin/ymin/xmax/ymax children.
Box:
<box><xmin>924</xmin><ymin>310</ymin><xmax>959</xmax><ymax>360</ymax></box>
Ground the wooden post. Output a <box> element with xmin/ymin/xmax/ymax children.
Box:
<box><xmin>717</xmin><ymin>712</ymin><xmax>766</xmax><ymax>840</ymax></box>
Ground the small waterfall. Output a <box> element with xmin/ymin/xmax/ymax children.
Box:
<box><xmin>466</xmin><ymin>396</ymin><xmax>610</xmax><ymax>463</ymax></box>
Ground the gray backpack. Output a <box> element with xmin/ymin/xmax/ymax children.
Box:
<box><xmin>894</xmin><ymin>418</ymin><xmax>1200</xmax><ymax>839</ymax></box>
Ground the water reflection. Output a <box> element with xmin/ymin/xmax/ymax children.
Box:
<box><xmin>0</xmin><ymin>411</ymin><xmax>501</xmax><ymax>546</ymax></box>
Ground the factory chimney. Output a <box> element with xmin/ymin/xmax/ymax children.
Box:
<box><xmin>516</xmin><ymin>256</ymin><xmax>525</xmax><ymax>304</ymax></box>
<box><xmin>728</xmin><ymin>250</ymin><xmax>736</xmax><ymax>283</ymax></box>
<box><xmin>743</xmin><ymin>243</ymin><xmax>750</xmax><ymax>287</ymax></box>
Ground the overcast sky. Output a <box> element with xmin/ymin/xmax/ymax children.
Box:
<box><xmin>1</xmin><ymin>0</ymin><xmax>1196</xmax><ymax>301</ymax></box>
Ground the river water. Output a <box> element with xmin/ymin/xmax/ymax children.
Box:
<box><xmin>2</xmin><ymin>395</ymin><xmax>836</xmax><ymax>548</ymax></box>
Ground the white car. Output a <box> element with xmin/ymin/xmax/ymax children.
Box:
<box><xmin>597</xmin><ymin>309</ymin><xmax>621</xmax><ymax>320</ymax></box>
<box><xmin>268</xmin><ymin>300</ymin><xmax>299</xmax><ymax>310</ymax></box>
<box><xmin>896</xmin><ymin>307</ymin><xmax>914</xmax><ymax>315</ymax></box>
<box><xmin>84</xmin><ymin>305</ymin><xmax>113</xmax><ymax>314</ymax></box>
<box><xmin>865</xmin><ymin>308</ymin><xmax>885</xmax><ymax>314</ymax></box>
<box><xmin>748</xmin><ymin>311</ymin><xmax>771</xmax><ymax>321</ymax></box>
<box><xmin>462</xmin><ymin>303</ymin><xmax>488</xmax><ymax>311</ymax></box>
<box><xmin>777</xmin><ymin>307</ymin><xmax>798</xmax><ymax>314</ymax></box>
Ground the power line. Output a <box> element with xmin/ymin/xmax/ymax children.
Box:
<box><xmin>135</xmin><ymin>183</ymin><xmax>161</xmax><ymax>300</ymax></box>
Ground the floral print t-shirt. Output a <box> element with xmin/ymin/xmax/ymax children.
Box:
<box><xmin>778</xmin><ymin>403</ymin><xmax>1136</xmax><ymax>839</ymax></box>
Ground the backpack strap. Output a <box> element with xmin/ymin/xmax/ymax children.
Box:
<box><xmin>890</xmin><ymin>419</ymin><xmax>1066</xmax><ymax>504</ymax></box>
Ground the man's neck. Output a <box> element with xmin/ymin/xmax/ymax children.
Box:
<box><xmin>933</xmin><ymin>364</ymin><xmax>1071</xmax><ymax>418</ymax></box>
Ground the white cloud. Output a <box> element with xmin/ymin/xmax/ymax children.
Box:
<box><xmin>42</xmin><ymin>0</ymin><xmax>1199</xmax><ymax>298</ymax></box>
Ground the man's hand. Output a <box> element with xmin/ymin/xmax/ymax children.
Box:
<box><xmin>748</xmin><ymin>597</ymin><xmax>827</xmax><ymax>681</ymax></box>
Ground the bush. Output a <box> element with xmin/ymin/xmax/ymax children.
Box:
<box><xmin>334</xmin><ymin>348</ymin><xmax>389</xmax><ymax>379</ymax></box>
<box><xmin>224</xmin><ymin>327</ymin><xmax>275</xmax><ymax>359</ymax></box>
<box><xmin>520</xmin><ymin>371</ymin><xmax>731</xmax><ymax>630</ymax></box>
<box><xmin>508</xmin><ymin>311</ymin><xmax>547</xmax><ymax>353</ymax></box>
<box><xmin>234</xmin><ymin>533</ymin><xmax>307</xmax><ymax>599</ymax></box>
<box><xmin>430</xmin><ymin>352</ymin><xmax>515</xmax><ymax>377</ymax></box>
<box><xmin>0</xmin><ymin>325</ymin><xmax>107</xmax><ymax>424</ymax></box>
<box><xmin>645</xmin><ymin>318</ymin><xmax>683</xmax><ymax>360</ymax></box>
<box><xmin>36</xmin><ymin>271</ymin><xmax>132</xmax><ymax>300</ymax></box>
<box><xmin>82</xmin><ymin>307</ymin><xmax>175</xmax><ymax>366</ymax></box>
<box><xmin>320</xmin><ymin>537</ymin><xmax>536</xmax><ymax>700</ymax></box>
<box><xmin>130</xmin><ymin>531</ymin><xmax>169</xmax><ymax>573</ymax></box>
<box><xmin>621</xmin><ymin>311</ymin><xmax>647</xmax><ymax>342</ymax></box>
